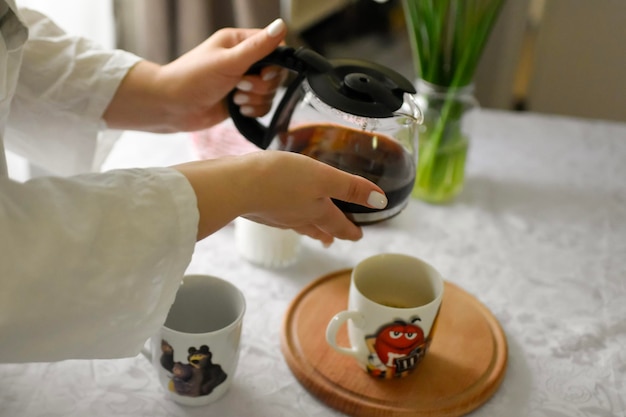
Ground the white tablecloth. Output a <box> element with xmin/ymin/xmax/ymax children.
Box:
<box><xmin>2</xmin><ymin>110</ymin><xmax>625</xmax><ymax>417</ymax></box>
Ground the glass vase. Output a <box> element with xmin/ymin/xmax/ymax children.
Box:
<box><xmin>412</xmin><ymin>79</ymin><xmax>479</xmax><ymax>204</ymax></box>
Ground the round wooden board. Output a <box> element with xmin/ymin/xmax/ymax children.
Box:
<box><xmin>280</xmin><ymin>269</ymin><xmax>507</xmax><ymax>417</ymax></box>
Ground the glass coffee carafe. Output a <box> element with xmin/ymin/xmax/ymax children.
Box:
<box><xmin>227</xmin><ymin>46</ymin><xmax>422</xmax><ymax>225</ymax></box>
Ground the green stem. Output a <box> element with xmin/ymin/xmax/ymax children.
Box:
<box><xmin>405</xmin><ymin>0</ymin><xmax>506</xmax><ymax>202</ymax></box>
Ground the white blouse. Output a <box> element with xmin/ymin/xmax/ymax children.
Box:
<box><xmin>0</xmin><ymin>1</ymin><xmax>199</xmax><ymax>363</ymax></box>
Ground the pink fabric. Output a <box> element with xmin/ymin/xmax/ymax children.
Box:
<box><xmin>190</xmin><ymin>120</ymin><xmax>260</xmax><ymax>159</ymax></box>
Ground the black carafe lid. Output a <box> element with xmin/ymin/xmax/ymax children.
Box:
<box><xmin>298</xmin><ymin>48</ymin><xmax>416</xmax><ymax>118</ymax></box>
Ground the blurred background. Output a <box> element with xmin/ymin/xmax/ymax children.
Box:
<box><xmin>16</xmin><ymin>0</ymin><xmax>626</xmax><ymax>123</ymax></box>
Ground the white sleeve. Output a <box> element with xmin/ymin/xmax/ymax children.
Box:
<box><xmin>3</xmin><ymin>8</ymin><xmax>143</xmax><ymax>176</ymax></box>
<box><xmin>0</xmin><ymin>167</ymin><xmax>199</xmax><ymax>363</ymax></box>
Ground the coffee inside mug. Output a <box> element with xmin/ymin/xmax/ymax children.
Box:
<box><xmin>164</xmin><ymin>276</ymin><xmax>245</xmax><ymax>334</ymax></box>
<box><xmin>354</xmin><ymin>254</ymin><xmax>439</xmax><ymax>309</ymax></box>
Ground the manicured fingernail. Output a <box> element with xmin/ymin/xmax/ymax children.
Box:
<box><xmin>262</xmin><ymin>70</ymin><xmax>278</xmax><ymax>81</ymax></box>
<box><xmin>367</xmin><ymin>191</ymin><xmax>388</xmax><ymax>209</ymax></box>
<box><xmin>233</xmin><ymin>93</ymin><xmax>249</xmax><ymax>105</ymax></box>
<box><xmin>240</xmin><ymin>106</ymin><xmax>255</xmax><ymax>116</ymax></box>
<box><xmin>266</xmin><ymin>18</ymin><xmax>285</xmax><ymax>38</ymax></box>
<box><xmin>236</xmin><ymin>80</ymin><xmax>253</xmax><ymax>91</ymax></box>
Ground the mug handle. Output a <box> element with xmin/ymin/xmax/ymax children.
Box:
<box><xmin>325</xmin><ymin>311</ymin><xmax>364</xmax><ymax>360</ymax></box>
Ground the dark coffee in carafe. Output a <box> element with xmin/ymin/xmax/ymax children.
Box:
<box><xmin>277</xmin><ymin>123</ymin><xmax>415</xmax><ymax>224</ymax></box>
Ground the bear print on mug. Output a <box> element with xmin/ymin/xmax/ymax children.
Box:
<box><xmin>159</xmin><ymin>340</ymin><xmax>227</xmax><ymax>397</ymax></box>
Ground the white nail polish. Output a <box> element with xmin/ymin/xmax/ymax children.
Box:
<box><xmin>262</xmin><ymin>70</ymin><xmax>278</xmax><ymax>81</ymax></box>
<box><xmin>236</xmin><ymin>80</ymin><xmax>253</xmax><ymax>91</ymax></box>
<box><xmin>266</xmin><ymin>18</ymin><xmax>285</xmax><ymax>38</ymax></box>
<box><xmin>240</xmin><ymin>106</ymin><xmax>255</xmax><ymax>116</ymax></box>
<box><xmin>233</xmin><ymin>93</ymin><xmax>250</xmax><ymax>105</ymax></box>
<box><xmin>367</xmin><ymin>191</ymin><xmax>388</xmax><ymax>209</ymax></box>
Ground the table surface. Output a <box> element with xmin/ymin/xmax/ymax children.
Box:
<box><xmin>2</xmin><ymin>109</ymin><xmax>625</xmax><ymax>417</ymax></box>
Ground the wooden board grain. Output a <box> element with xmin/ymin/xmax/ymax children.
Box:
<box><xmin>280</xmin><ymin>269</ymin><xmax>507</xmax><ymax>417</ymax></box>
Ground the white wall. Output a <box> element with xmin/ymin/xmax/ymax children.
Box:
<box><xmin>526</xmin><ymin>0</ymin><xmax>626</xmax><ymax>122</ymax></box>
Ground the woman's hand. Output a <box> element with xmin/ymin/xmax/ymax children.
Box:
<box><xmin>104</xmin><ymin>19</ymin><xmax>287</xmax><ymax>132</ymax></box>
<box><xmin>173</xmin><ymin>151</ymin><xmax>388</xmax><ymax>246</ymax></box>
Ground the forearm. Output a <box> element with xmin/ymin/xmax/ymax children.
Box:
<box><xmin>173</xmin><ymin>155</ymin><xmax>251</xmax><ymax>240</ymax></box>
<box><xmin>102</xmin><ymin>57</ymin><xmax>233</xmax><ymax>133</ymax></box>
<box><xmin>102</xmin><ymin>60</ymin><xmax>183</xmax><ymax>133</ymax></box>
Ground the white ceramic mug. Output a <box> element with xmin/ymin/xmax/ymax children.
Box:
<box><xmin>143</xmin><ymin>274</ymin><xmax>245</xmax><ymax>406</ymax></box>
<box><xmin>326</xmin><ymin>253</ymin><xmax>444</xmax><ymax>379</ymax></box>
<box><xmin>234</xmin><ymin>217</ymin><xmax>301</xmax><ymax>268</ymax></box>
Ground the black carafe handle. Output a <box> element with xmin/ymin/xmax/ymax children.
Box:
<box><xmin>227</xmin><ymin>46</ymin><xmax>332</xmax><ymax>149</ymax></box>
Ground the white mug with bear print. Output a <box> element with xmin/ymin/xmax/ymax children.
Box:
<box><xmin>142</xmin><ymin>274</ymin><xmax>246</xmax><ymax>406</ymax></box>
